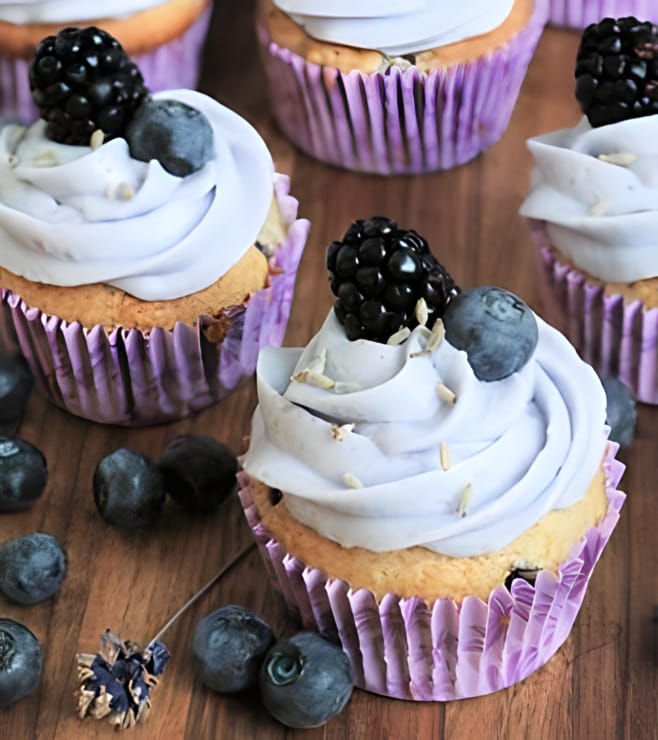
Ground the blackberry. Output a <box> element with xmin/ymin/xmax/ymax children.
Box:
<box><xmin>29</xmin><ymin>26</ymin><xmax>148</xmax><ymax>145</ymax></box>
<box><xmin>327</xmin><ymin>217</ymin><xmax>460</xmax><ymax>342</ymax></box>
<box><xmin>575</xmin><ymin>16</ymin><xmax>658</xmax><ymax>127</ymax></box>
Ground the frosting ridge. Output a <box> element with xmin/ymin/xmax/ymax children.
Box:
<box><xmin>0</xmin><ymin>89</ymin><xmax>275</xmax><ymax>301</ymax></box>
<box><xmin>242</xmin><ymin>311</ymin><xmax>607</xmax><ymax>558</ymax></box>
<box><xmin>274</xmin><ymin>0</ymin><xmax>515</xmax><ymax>56</ymax></box>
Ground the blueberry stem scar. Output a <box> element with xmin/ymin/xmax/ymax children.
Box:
<box><xmin>149</xmin><ymin>542</ymin><xmax>256</xmax><ymax>644</ymax></box>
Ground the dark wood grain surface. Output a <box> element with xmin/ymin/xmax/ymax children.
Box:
<box><xmin>2</xmin><ymin>2</ymin><xmax>657</xmax><ymax>738</ymax></box>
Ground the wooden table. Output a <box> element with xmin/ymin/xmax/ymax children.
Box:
<box><xmin>3</xmin><ymin>3</ymin><xmax>657</xmax><ymax>738</ymax></box>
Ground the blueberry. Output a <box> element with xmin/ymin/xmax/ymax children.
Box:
<box><xmin>602</xmin><ymin>375</ymin><xmax>636</xmax><ymax>446</ymax></box>
<box><xmin>0</xmin><ymin>532</ymin><xmax>67</xmax><ymax>605</ymax></box>
<box><xmin>0</xmin><ymin>619</ymin><xmax>42</xmax><ymax>708</ymax></box>
<box><xmin>126</xmin><ymin>98</ymin><xmax>214</xmax><ymax>177</ymax></box>
<box><xmin>443</xmin><ymin>286</ymin><xmax>538</xmax><ymax>381</ymax></box>
<box><xmin>0</xmin><ymin>351</ymin><xmax>33</xmax><ymax>424</ymax></box>
<box><xmin>0</xmin><ymin>438</ymin><xmax>48</xmax><ymax>512</ymax></box>
<box><xmin>157</xmin><ymin>435</ymin><xmax>238</xmax><ymax>513</ymax></box>
<box><xmin>192</xmin><ymin>605</ymin><xmax>274</xmax><ymax>693</ymax></box>
<box><xmin>93</xmin><ymin>448</ymin><xmax>165</xmax><ymax>530</ymax></box>
<box><xmin>260</xmin><ymin>632</ymin><xmax>353</xmax><ymax>729</ymax></box>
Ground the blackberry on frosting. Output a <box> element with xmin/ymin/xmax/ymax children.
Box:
<box><xmin>575</xmin><ymin>16</ymin><xmax>658</xmax><ymax>128</ymax></box>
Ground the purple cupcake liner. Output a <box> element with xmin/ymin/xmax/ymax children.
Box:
<box><xmin>530</xmin><ymin>220</ymin><xmax>658</xmax><ymax>404</ymax></box>
<box><xmin>547</xmin><ymin>0</ymin><xmax>658</xmax><ymax>29</ymax></box>
<box><xmin>0</xmin><ymin>174</ymin><xmax>310</xmax><ymax>426</ymax></box>
<box><xmin>258</xmin><ymin>1</ymin><xmax>547</xmax><ymax>174</ymax></box>
<box><xmin>238</xmin><ymin>443</ymin><xmax>625</xmax><ymax>701</ymax></box>
<box><xmin>0</xmin><ymin>4</ymin><xmax>212</xmax><ymax>122</ymax></box>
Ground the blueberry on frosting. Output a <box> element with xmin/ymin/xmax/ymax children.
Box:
<box><xmin>575</xmin><ymin>17</ymin><xmax>658</xmax><ymax>128</ymax></box>
<box><xmin>29</xmin><ymin>26</ymin><xmax>148</xmax><ymax>145</ymax></box>
<box><xmin>442</xmin><ymin>286</ymin><xmax>538</xmax><ymax>381</ymax></box>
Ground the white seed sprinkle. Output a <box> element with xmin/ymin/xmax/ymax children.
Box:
<box><xmin>33</xmin><ymin>149</ymin><xmax>57</xmax><ymax>167</ymax></box>
<box><xmin>116</xmin><ymin>182</ymin><xmax>135</xmax><ymax>201</ymax></box>
<box><xmin>333</xmin><ymin>381</ymin><xmax>362</xmax><ymax>394</ymax></box>
<box><xmin>589</xmin><ymin>200</ymin><xmax>609</xmax><ymax>217</ymax></box>
<box><xmin>414</xmin><ymin>297</ymin><xmax>429</xmax><ymax>327</ymax></box>
<box><xmin>331</xmin><ymin>423</ymin><xmax>354</xmax><ymax>442</ymax></box>
<box><xmin>387</xmin><ymin>327</ymin><xmax>411</xmax><ymax>346</ymax></box>
<box><xmin>437</xmin><ymin>383</ymin><xmax>457</xmax><ymax>405</ymax></box>
<box><xmin>427</xmin><ymin>318</ymin><xmax>446</xmax><ymax>353</ymax></box>
<box><xmin>440</xmin><ymin>441</ymin><xmax>451</xmax><ymax>471</ymax></box>
<box><xmin>7</xmin><ymin>154</ymin><xmax>17</xmax><ymax>168</ymax></box>
<box><xmin>90</xmin><ymin>129</ymin><xmax>105</xmax><ymax>150</ymax></box>
<box><xmin>597</xmin><ymin>152</ymin><xmax>637</xmax><ymax>167</ymax></box>
<box><xmin>291</xmin><ymin>369</ymin><xmax>335</xmax><ymax>389</ymax></box>
<box><xmin>457</xmin><ymin>483</ymin><xmax>473</xmax><ymax>518</ymax></box>
<box><xmin>343</xmin><ymin>472</ymin><xmax>363</xmax><ymax>489</ymax></box>
<box><xmin>306</xmin><ymin>347</ymin><xmax>327</xmax><ymax>375</ymax></box>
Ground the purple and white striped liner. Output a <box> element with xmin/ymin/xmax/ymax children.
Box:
<box><xmin>0</xmin><ymin>174</ymin><xmax>310</xmax><ymax>426</ymax></box>
<box><xmin>257</xmin><ymin>1</ymin><xmax>547</xmax><ymax>174</ymax></box>
<box><xmin>0</xmin><ymin>4</ymin><xmax>212</xmax><ymax>122</ymax></box>
<box><xmin>238</xmin><ymin>443</ymin><xmax>625</xmax><ymax>701</ymax></box>
<box><xmin>530</xmin><ymin>220</ymin><xmax>658</xmax><ymax>405</ymax></box>
<box><xmin>548</xmin><ymin>0</ymin><xmax>658</xmax><ymax>29</ymax></box>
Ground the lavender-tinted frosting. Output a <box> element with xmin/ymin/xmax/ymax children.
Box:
<box><xmin>0</xmin><ymin>0</ymin><xmax>165</xmax><ymax>23</ymax></box>
<box><xmin>242</xmin><ymin>311</ymin><xmax>607</xmax><ymax>558</ymax></box>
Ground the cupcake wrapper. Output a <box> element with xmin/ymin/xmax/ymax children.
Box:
<box><xmin>258</xmin><ymin>1</ymin><xmax>547</xmax><ymax>174</ymax></box>
<box><xmin>238</xmin><ymin>443</ymin><xmax>625</xmax><ymax>701</ymax></box>
<box><xmin>530</xmin><ymin>220</ymin><xmax>658</xmax><ymax>404</ymax></box>
<box><xmin>547</xmin><ymin>0</ymin><xmax>658</xmax><ymax>29</ymax></box>
<box><xmin>0</xmin><ymin>174</ymin><xmax>310</xmax><ymax>426</ymax></box>
<box><xmin>0</xmin><ymin>5</ymin><xmax>212</xmax><ymax>122</ymax></box>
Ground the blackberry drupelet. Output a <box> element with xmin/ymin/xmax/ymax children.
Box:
<box><xmin>327</xmin><ymin>217</ymin><xmax>460</xmax><ymax>342</ymax></box>
<box><xmin>29</xmin><ymin>26</ymin><xmax>148</xmax><ymax>145</ymax></box>
<box><xmin>575</xmin><ymin>16</ymin><xmax>658</xmax><ymax>128</ymax></box>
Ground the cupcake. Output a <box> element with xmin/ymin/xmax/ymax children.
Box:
<box><xmin>548</xmin><ymin>1</ymin><xmax>658</xmax><ymax>29</ymax></box>
<box><xmin>238</xmin><ymin>217</ymin><xmax>625</xmax><ymax>701</ymax></box>
<box><xmin>521</xmin><ymin>16</ymin><xmax>658</xmax><ymax>403</ymax></box>
<box><xmin>0</xmin><ymin>27</ymin><xmax>310</xmax><ymax>426</ymax></box>
<box><xmin>257</xmin><ymin>0</ymin><xmax>547</xmax><ymax>174</ymax></box>
<box><xmin>0</xmin><ymin>0</ymin><xmax>212</xmax><ymax>120</ymax></box>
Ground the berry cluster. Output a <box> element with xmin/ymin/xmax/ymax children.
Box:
<box><xmin>575</xmin><ymin>16</ymin><xmax>658</xmax><ymax>127</ymax></box>
<box><xmin>327</xmin><ymin>217</ymin><xmax>459</xmax><ymax>342</ymax></box>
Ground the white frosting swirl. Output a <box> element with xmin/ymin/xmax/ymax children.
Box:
<box><xmin>274</xmin><ymin>0</ymin><xmax>514</xmax><ymax>56</ymax></box>
<box><xmin>520</xmin><ymin>115</ymin><xmax>658</xmax><ymax>283</ymax></box>
<box><xmin>0</xmin><ymin>1</ymin><xmax>164</xmax><ymax>23</ymax></box>
<box><xmin>0</xmin><ymin>89</ymin><xmax>275</xmax><ymax>301</ymax></box>
<box><xmin>242</xmin><ymin>311</ymin><xmax>607</xmax><ymax>558</ymax></box>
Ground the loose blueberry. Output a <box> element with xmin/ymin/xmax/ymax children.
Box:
<box><xmin>93</xmin><ymin>448</ymin><xmax>166</xmax><ymax>530</ymax></box>
<box><xmin>0</xmin><ymin>619</ymin><xmax>42</xmax><ymax>709</ymax></box>
<box><xmin>157</xmin><ymin>435</ymin><xmax>238</xmax><ymax>513</ymax></box>
<box><xmin>443</xmin><ymin>286</ymin><xmax>538</xmax><ymax>382</ymax></box>
<box><xmin>0</xmin><ymin>438</ymin><xmax>48</xmax><ymax>512</ymax></box>
<box><xmin>602</xmin><ymin>375</ymin><xmax>637</xmax><ymax>446</ymax></box>
<box><xmin>126</xmin><ymin>98</ymin><xmax>214</xmax><ymax>177</ymax></box>
<box><xmin>0</xmin><ymin>351</ymin><xmax>32</xmax><ymax>425</ymax></box>
<box><xmin>260</xmin><ymin>632</ymin><xmax>353</xmax><ymax>729</ymax></box>
<box><xmin>192</xmin><ymin>605</ymin><xmax>274</xmax><ymax>693</ymax></box>
<box><xmin>0</xmin><ymin>532</ymin><xmax>67</xmax><ymax>605</ymax></box>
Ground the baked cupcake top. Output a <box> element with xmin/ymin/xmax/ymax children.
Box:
<box><xmin>242</xmin><ymin>219</ymin><xmax>607</xmax><ymax>559</ymax></box>
<box><xmin>0</xmin><ymin>26</ymin><xmax>274</xmax><ymax>301</ymax></box>
<box><xmin>521</xmin><ymin>17</ymin><xmax>658</xmax><ymax>283</ymax></box>
<box><xmin>0</xmin><ymin>1</ymin><xmax>166</xmax><ymax>23</ymax></box>
<box><xmin>274</xmin><ymin>0</ymin><xmax>515</xmax><ymax>55</ymax></box>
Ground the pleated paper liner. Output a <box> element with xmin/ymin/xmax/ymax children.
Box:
<box><xmin>257</xmin><ymin>0</ymin><xmax>547</xmax><ymax>174</ymax></box>
<box><xmin>0</xmin><ymin>3</ymin><xmax>212</xmax><ymax>122</ymax></box>
<box><xmin>530</xmin><ymin>219</ymin><xmax>658</xmax><ymax>404</ymax></box>
<box><xmin>0</xmin><ymin>174</ymin><xmax>310</xmax><ymax>426</ymax></box>
<box><xmin>547</xmin><ymin>0</ymin><xmax>658</xmax><ymax>29</ymax></box>
<box><xmin>238</xmin><ymin>442</ymin><xmax>625</xmax><ymax>701</ymax></box>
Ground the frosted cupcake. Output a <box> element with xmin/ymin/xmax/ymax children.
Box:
<box><xmin>257</xmin><ymin>0</ymin><xmax>547</xmax><ymax>174</ymax></box>
<box><xmin>0</xmin><ymin>27</ymin><xmax>310</xmax><ymax>426</ymax></box>
<box><xmin>239</xmin><ymin>217</ymin><xmax>625</xmax><ymax>701</ymax></box>
<box><xmin>521</xmin><ymin>16</ymin><xmax>658</xmax><ymax>403</ymax></box>
<box><xmin>0</xmin><ymin>0</ymin><xmax>212</xmax><ymax>120</ymax></box>
<box><xmin>548</xmin><ymin>1</ymin><xmax>658</xmax><ymax>29</ymax></box>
